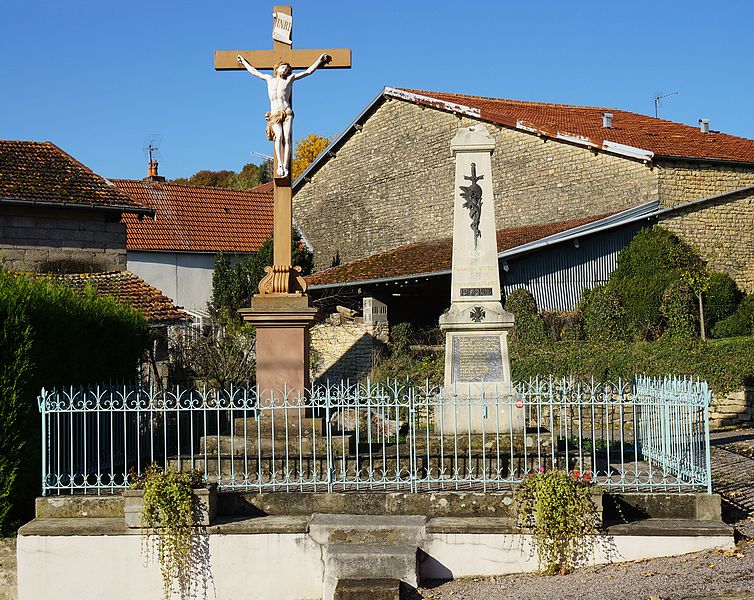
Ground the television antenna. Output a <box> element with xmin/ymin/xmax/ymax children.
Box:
<box><xmin>654</xmin><ymin>92</ymin><xmax>678</xmax><ymax>118</ymax></box>
<box><xmin>143</xmin><ymin>134</ymin><xmax>162</xmax><ymax>163</ymax></box>
<box><xmin>251</xmin><ymin>151</ymin><xmax>273</xmax><ymax>162</ymax></box>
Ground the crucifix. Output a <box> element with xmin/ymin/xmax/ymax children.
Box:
<box><xmin>215</xmin><ymin>5</ymin><xmax>351</xmax><ymax>296</ymax></box>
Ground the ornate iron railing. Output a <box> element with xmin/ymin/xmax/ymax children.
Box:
<box><xmin>38</xmin><ymin>376</ymin><xmax>711</xmax><ymax>495</ymax></box>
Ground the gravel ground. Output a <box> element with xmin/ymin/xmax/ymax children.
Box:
<box><xmin>416</xmin><ymin>428</ymin><xmax>754</xmax><ymax>600</ymax></box>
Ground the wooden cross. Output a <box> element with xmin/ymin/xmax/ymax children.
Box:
<box><xmin>215</xmin><ymin>5</ymin><xmax>351</xmax><ymax>296</ymax></box>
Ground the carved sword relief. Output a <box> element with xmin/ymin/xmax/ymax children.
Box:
<box><xmin>459</xmin><ymin>162</ymin><xmax>483</xmax><ymax>248</ymax></box>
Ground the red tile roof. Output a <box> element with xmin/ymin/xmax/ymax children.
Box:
<box><xmin>0</xmin><ymin>140</ymin><xmax>149</xmax><ymax>213</ymax></box>
<box><xmin>115</xmin><ymin>179</ymin><xmax>273</xmax><ymax>252</ymax></box>
<box><xmin>306</xmin><ymin>214</ymin><xmax>609</xmax><ymax>287</ymax></box>
<box><xmin>393</xmin><ymin>89</ymin><xmax>754</xmax><ymax>164</ymax></box>
<box><xmin>44</xmin><ymin>271</ymin><xmax>188</xmax><ymax>324</ymax></box>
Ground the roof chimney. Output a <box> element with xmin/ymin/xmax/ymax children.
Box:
<box><xmin>145</xmin><ymin>160</ymin><xmax>165</xmax><ymax>182</ymax></box>
<box><xmin>699</xmin><ymin>119</ymin><xmax>710</xmax><ymax>134</ymax></box>
<box><xmin>602</xmin><ymin>112</ymin><xmax>613</xmax><ymax>128</ymax></box>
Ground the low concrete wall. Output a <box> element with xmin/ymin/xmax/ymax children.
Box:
<box><xmin>420</xmin><ymin>530</ymin><xmax>734</xmax><ymax>579</ymax></box>
<box><xmin>16</xmin><ymin>505</ymin><xmax>735</xmax><ymax>600</ymax></box>
<box><xmin>17</xmin><ymin>520</ymin><xmax>323</xmax><ymax>600</ymax></box>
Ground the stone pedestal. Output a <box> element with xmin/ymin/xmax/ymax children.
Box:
<box><xmin>436</xmin><ymin>125</ymin><xmax>523</xmax><ymax>434</ymax></box>
<box><xmin>240</xmin><ymin>294</ymin><xmax>318</xmax><ymax>404</ymax></box>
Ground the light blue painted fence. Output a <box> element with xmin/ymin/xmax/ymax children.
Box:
<box><xmin>38</xmin><ymin>376</ymin><xmax>711</xmax><ymax>495</ymax></box>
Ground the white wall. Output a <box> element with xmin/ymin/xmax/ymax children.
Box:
<box><xmin>18</xmin><ymin>533</ymin><xmax>323</xmax><ymax>600</ymax></box>
<box><xmin>17</xmin><ymin>529</ymin><xmax>734</xmax><ymax>599</ymax></box>
<box><xmin>128</xmin><ymin>251</ymin><xmax>225</xmax><ymax>314</ymax></box>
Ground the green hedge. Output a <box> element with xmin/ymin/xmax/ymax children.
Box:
<box><xmin>0</xmin><ymin>273</ymin><xmax>149</xmax><ymax>534</ymax></box>
<box><xmin>509</xmin><ymin>337</ymin><xmax>754</xmax><ymax>393</ymax></box>
<box><xmin>370</xmin><ymin>336</ymin><xmax>753</xmax><ymax>395</ymax></box>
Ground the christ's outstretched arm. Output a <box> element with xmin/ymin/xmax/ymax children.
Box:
<box><xmin>237</xmin><ymin>55</ymin><xmax>271</xmax><ymax>80</ymax></box>
<box><xmin>291</xmin><ymin>53</ymin><xmax>331</xmax><ymax>81</ymax></box>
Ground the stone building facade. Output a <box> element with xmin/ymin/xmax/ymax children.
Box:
<box><xmin>0</xmin><ymin>205</ymin><xmax>127</xmax><ymax>272</ymax></box>
<box><xmin>294</xmin><ymin>99</ymin><xmax>658</xmax><ymax>269</ymax></box>
<box><xmin>293</xmin><ymin>89</ymin><xmax>754</xmax><ymax>294</ymax></box>
<box><xmin>658</xmin><ymin>187</ymin><xmax>754</xmax><ymax>293</ymax></box>
<box><xmin>0</xmin><ymin>140</ymin><xmax>152</xmax><ymax>274</ymax></box>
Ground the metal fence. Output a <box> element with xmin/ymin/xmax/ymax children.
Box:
<box><xmin>38</xmin><ymin>375</ymin><xmax>711</xmax><ymax>495</ymax></box>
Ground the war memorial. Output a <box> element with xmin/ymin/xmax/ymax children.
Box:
<box><xmin>14</xmin><ymin>7</ymin><xmax>735</xmax><ymax>600</ymax></box>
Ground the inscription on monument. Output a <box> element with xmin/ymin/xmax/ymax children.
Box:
<box><xmin>460</xmin><ymin>287</ymin><xmax>493</xmax><ymax>297</ymax></box>
<box><xmin>451</xmin><ymin>335</ymin><xmax>504</xmax><ymax>383</ymax></box>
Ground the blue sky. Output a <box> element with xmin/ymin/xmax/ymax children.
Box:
<box><xmin>2</xmin><ymin>1</ymin><xmax>752</xmax><ymax>181</ymax></box>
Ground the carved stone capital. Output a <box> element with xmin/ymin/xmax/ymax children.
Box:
<box><xmin>257</xmin><ymin>264</ymin><xmax>308</xmax><ymax>296</ymax></box>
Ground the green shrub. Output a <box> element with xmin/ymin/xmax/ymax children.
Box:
<box><xmin>580</xmin><ymin>285</ymin><xmax>628</xmax><ymax>341</ymax></box>
<box><xmin>505</xmin><ymin>288</ymin><xmax>547</xmax><ymax>343</ymax></box>
<box><xmin>660</xmin><ymin>281</ymin><xmax>696</xmax><ymax>339</ymax></box>
<box><xmin>390</xmin><ymin>322</ymin><xmax>418</xmax><ymax>357</ymax></box>
<box><xmin>0</xmin><ymin>272</ymin><xmax>149</xmax><ymax>533</ymax></box>
<box><xmin>704</xmin><ymin>272</ymin><xmax>742</xmax><ymax>329</ymax></box>
<box><xmin>712</xmin><ymin>294</ymin><xmax>754</xmax><ymax>339</ymax></box>
<box><xmin>369</xmin><ymin>352</ymin><xmax>443</xmax><ymax>386</ymax></box>
<box><xmin>541</xmin><ymin>311</ymin><xmax>583</xmax><ymax>341</ymax></box>
<box><xmin>606</xmin><ymin>227</ymin><xmax>700</xmax><ymax>339</ymax></box>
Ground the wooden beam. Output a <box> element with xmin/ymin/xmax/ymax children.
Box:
<box><xmin>214</xmin><ymin>48</ymin><xmax>351</xmax><ymax>71</ymax></box>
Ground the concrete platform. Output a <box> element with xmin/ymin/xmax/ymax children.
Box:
<box><xmin>18</xmin><ymin>492</ymin><xmax>735</xmax><ymax>600</ymax></box>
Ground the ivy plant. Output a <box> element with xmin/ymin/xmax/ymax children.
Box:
<box><xmin>515</xmin><ymin>469</ymin><xmax>599</xmax><ymax>575</ymax></box>
<box><xmin>130</xmin><ymin>465</ymin><xmax>206</xmax><ymax>599</ymax></box>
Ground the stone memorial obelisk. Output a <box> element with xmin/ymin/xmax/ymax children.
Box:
<box><xmin>436</xmin><ymin>125</ymin><xmax>522</xmax><ymax>434</ymax></box>
<box><xmin>215</xmin><ymin>6</ymin><xmax>351</xmax><ymax>400</ymax></box>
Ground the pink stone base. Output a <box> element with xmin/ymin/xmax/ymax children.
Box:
<box><xmin>240</xmin><ymin>295</ymin><xmax>318</xmax><ymax>403</ymax></box>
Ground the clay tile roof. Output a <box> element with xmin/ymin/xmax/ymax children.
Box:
<box><xmin>0</xmin><ymin>140</ymin><xmax>149</xmax><ymax>213</ymax></box>
<box><xmin>395</xmin><ymin>89</ymin><xmax>754</xmax><ymax>164</ymax></box>
<box><xmin>42</xmin><ymin>270</ymin><xmax>189</xmax><ymax>324</ymax></box>
<box><xmin>114</xmin><ymin>179</ymin><xmax>273</xmax><ymax>252</ymax></box>
<box><xmin>306</xmin><ymin>214</ymin><xmax>610</xmax><ymax>288</ymax></box>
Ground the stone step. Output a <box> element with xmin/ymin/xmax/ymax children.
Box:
<box><xmin>200</xmin><ymin>433</ymin><xmax>350</xmax><ymax>456</ymax></box>
<box><xmin>323</xmin><ymin>544</ymin><xmax>418</xmax><ymax>600</ymax></box>
<box><xmin>168</xmin><ymin>451</ymin><xmax>549</xmax><ymax>486</ymax></box>
<box><xmin>233</xmin><ymin>415</ymin><xmax>325</xmax><ymax>436</ymax></box>
<box><xmin>309</xmin><ymin>514</ymin><xmax>426</xmax><ymax>546</ymax></box>
<box><xmin>334</xmin><ymin>578</ymin><xmax>400</xmax><ymax>600</ymax></box>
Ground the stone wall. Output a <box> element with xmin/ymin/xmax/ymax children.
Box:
<box><xmin>658</xmin><ymin>187</ymin><xmax>754</xmax><ymax>293</ymax></box>
<box><xmin>310</xmin><ymin>313</ymin><xmax>389</xmax><ymax>383</ymax></box>
<box><xmin>0</xmin><ymin>206</ymin><xmax>126</xmax><ymax>272</ymax></box>
<box><xmin>657</xmin><ymin>161</ymin><xmax>754</xmax><ymax>208</ymax></box>
<box><xmin>294</xmin><ymin>99</ymin><xmax>659</xmax><ymax>269</ymax></box>
<box><xmin>710</xmin><ymin>388</ymin><xmax>754</xmax><ymax>429</ymax></box>
<box><xmin>0</xmin><ymin>538</ymin><xmax>16</xmax><ymax>600</ymax></box>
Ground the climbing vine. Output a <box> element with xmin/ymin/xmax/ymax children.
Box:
<box><xmin>131</xmin><ymin>465</ymin><xmax>205</xmax><ymax>599</ymax></box>
<box><xmin>515</xmin><ymin>469</ymin><xmax>599</xmax><ymax>574</ymax></box>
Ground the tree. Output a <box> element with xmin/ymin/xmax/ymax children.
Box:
<box><xmin>291</xmin><ymin>134</ymin><xmax>330</xmax><ymax>180</ymax></box>
<box><xmin>171</xmin><ymin>161</ymin><xmax>270</xmax><ymax>189</ymax></box>
<box><xmin>209</xmin><ymin>228</ymin><xmax>313</xmax><ymax>322</ymax></box>
<box><xmin>682</xmin><ymin>268</ymin><xmax>712</xmax><ymax>340</ymax></box>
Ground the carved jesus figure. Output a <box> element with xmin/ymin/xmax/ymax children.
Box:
<box><xmin>237</xmin><ymin>53</ymin><xmax>331</xmax><ymax>178</ymax></box>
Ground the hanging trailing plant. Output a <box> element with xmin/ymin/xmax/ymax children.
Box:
<box><xmin>130</xmin><ymin>465</ymin><xmax>206</xmax><ymax>599</ymax></box>
<box><xmin>515</xmin><ymin>468</ymin><xmax>599</xmax><ymax>575</ymax></box>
